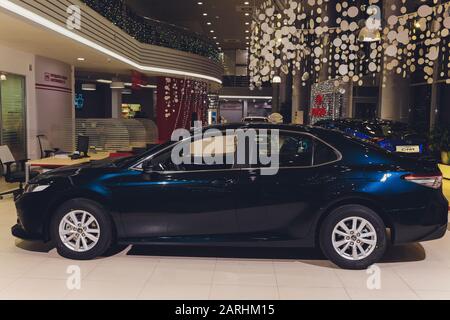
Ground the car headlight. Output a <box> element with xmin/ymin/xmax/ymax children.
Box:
<box><xmin>24</xmin><ymin>184</ymin><xmax>50</xmax><ymax>193</ymax></box>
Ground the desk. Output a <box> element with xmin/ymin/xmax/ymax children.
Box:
<box><xmin>25</xmin><ymin>152</ymin><xmax>111</xmax><ymax>183</ymax></box>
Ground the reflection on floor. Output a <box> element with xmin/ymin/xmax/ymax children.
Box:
<box><xmin>0</xmin><ymin>198</ymin><xmax>450</xmax><ymax>300</ymax></box>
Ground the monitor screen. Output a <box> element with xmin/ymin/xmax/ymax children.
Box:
<box><xmin>77</xmin><ymin>135</ymin><xmax>89</xmax><ymax>156</ymax></box>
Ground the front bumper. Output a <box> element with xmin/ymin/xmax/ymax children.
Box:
<box><xmin>11</xmin><ymin>224</ymin><xmax>42</xmax><ymax>241</ymax></box>
<box><xmin>13</xmin><ymin>191</ymin><xmax>53</xmax><ymax>242</ymax></box>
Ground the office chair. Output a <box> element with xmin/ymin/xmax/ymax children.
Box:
<box><xmin>37</xmin><ymin>134</ymin><xmax>60</xmax><ymax>159</ymax></box>
<box><xmin>0</xmin><ymin>145</ymin><xmax>39</xmax><ymax>200</ymax></box>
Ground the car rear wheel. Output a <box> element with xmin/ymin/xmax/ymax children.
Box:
<box><xmin>320</xmin><ymin>205</ymin><xmax>387</xmax><ymax>270</ymax></box>
<box><xmin>51</xmin><ymin>199</ymin><xmax>113</xmax><ymax>260</ymax></box>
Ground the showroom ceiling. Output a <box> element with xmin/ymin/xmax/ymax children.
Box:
<box><xmin>125</xmin><ymin>0</ymin><xmax>266</xmax><ymax>50</ymax></box>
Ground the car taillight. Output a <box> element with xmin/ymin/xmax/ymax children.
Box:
<box><xmin>371</xmin><ymin>137</ymin><xmax>385</xmax><ymax>143</ymax></box>
<box><xmin>403</xmin><ymin>174</ymin><xmax>443</xmax><ymax>189</ymax></box>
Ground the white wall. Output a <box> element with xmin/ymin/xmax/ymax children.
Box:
<box><xmin>0</xmin><ymin>45</ymin><xmax>75</xmax><ymax>160</ymax></box>
<box><xmin>0</xmin><ymin>44</ymin><xmax>38</xmax><ymax>159</ymax></box>
<box><xmin>35</xmin><ymin>55</ymin><xmax>74</xmax><ymax>153</ymax></box>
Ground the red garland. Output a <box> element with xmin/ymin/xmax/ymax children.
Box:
<box><xmin>312</xmin><ymin>94</ymin><xmax>327</xmax><ymax>118</ymax></box>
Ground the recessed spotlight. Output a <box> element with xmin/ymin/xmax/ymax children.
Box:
<box><xmin>97</xmin><ymin>79</ymin><xmax>112</xmax><ymax>84</ymax></box>
<box><xmin>210</xmin><ymin>30</ymin><xmax>215</xmax><ymax>33</ymax></box>
<box><xmin>82</xmin><ymin>83</ymin><xmax>96</xmax><ymax>91</ymax></box>
<box><xmin>245</xmin><ymin>13</ymin><xmax>250</xmax><ymax>16</ymax></box>
<box><xmin>197</xmin><ymin>1</ymin><xmax>203</xmax><ymax>4</ymax></box>
<box><xmin>213</xmin><ymin>36</ymin><xmax>217</xmax><ymax>39</ymax></box>
<box><xmin>245</xmin><ymin>30</ymin><xmax>249</xmax><ymax>33</ymax></box>
<box><xmin>77</xmin><ymin>57</ymin><xmax>85</xmax><ymax>61</ymax></box>
<box><xmin>207</xmin><ymin>22</ymin><xmax>212</xmax><ymax>25</ymax></box>
<box><xmin>245</xmin><ymin>36</ymin><xmax>249</xmax><ymax>39</ymax></box>
<box><xmin>244</xmin><ymin>1</ymin><xmax>250</xmax><ymax>5</ymax></box>
<box><xmin>203</xmin><ymin>13</ymin><xmax>208</xmax><ymax>16</ymax></box>
<box><xmin>245</xmin><ymin>22</ymin><xmax>250</xmax><ymax>25</ymax></box>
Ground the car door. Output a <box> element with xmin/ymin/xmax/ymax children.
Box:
<box><xmin>115</xmin><ymin>135</ymin><xmax>240</xmax><ymax>238</ymax></box>
<box><xmin>235</xmin><ymin>130</ymin><xmax>341</xmax><ymax>239</ymax></box>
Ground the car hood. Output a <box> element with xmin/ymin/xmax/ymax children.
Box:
<box><xmin>30</xmin><ymin>158</ymin><xmax>121</xmax><ymax>183</ymax></box>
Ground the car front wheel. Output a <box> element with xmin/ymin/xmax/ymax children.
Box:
<box><xmin>51</xmin><ymin>199</ymin><xmax>113</xmax><ymax>260</ymax></box>
<box><xmin>320</xmin><ymin>205</ymin><xmax>387</xmax><ymax>270</ymax></box>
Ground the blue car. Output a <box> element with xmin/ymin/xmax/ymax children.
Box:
<box><xmin>12</xmin><ymin>124</ymin><xmax>448</xmax><ymax>269</ymax></box>
<box><xmin>315</xmin><ymin>119</ymin><xmax>428</xmax><ymax>155</ymax></box>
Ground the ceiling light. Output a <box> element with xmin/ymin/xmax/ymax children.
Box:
<box><xmin>139</xmin><ymin>84</ymin><xmax>157</xmax><ymax>89</ymax></box>
<box><xmin>110</xmin><ymin>81</ymin><xmax>125</xmax><ymax>89</ymax></box>
<box><xmin>358</xmin><ymin>27</ymin><xmax>381</xmax><ymax>42</ymax></box>
<box><xmin>97</xmin><ymin>79</ymin><xmax>112</xmax><ymax>84</ymax></box>
<box><xmin>203</xmin><ymin>13</ymin><xmax>208</xmax><ymax>16</ymax></box>
<box><xmin>213</xmin><ymin>36</ymin><xmax>217</xmax><ymax>39</ymax></box>
<box><xmin>244</xmin><ymin>1</ymin><xmax>250</xmax><ymax>5</ymax></box>
<box><xmin>0</xmin><ymin>74</ymin><xmax>6</xmax><ymax>81</ymax></box>
<box><xmin>206</xmin><ymin>22</ymin><xmax>212</xmax><ymax>25</ymax></box>
<box><xmin>272</xmin><ymin>76</ymin><xmax>282</xmax><ymax>84</ymax></box>
<box><xmin>197</xmin><ymin>1</ymin><xmax>203</xmax><ymax>4</ymax></box>
<box><xmin>81</xmin><ymin>83</ymin><xmax>96</xmax><ymax>91</ymax></box>
<box><xmin>210</xmin><ymin>30</ymin><xmax>214</xmax><ymax>33</ymax></box>
<box><xmin>245</xmin><ymin>22</ymin><xmax>250</xmax><ymax>25</ymax></box>
<box><xmin>77</xmin><ymin>57</ymin><xmax>85</xmax><ymax>61</ymax></box>
<box><xmin>245</xmin><ymin>30</ymin><xmax>249</xmax><ymax>33</ymax></box>
<box><xmin>245</xmin><ymin>13</ymin><xmax>250</xmax><ymax>16</ymax></box>
<box><xmin>219</xmin><ymin>95</ymin><xmax>273</xmax><ymax>100</ymax></box>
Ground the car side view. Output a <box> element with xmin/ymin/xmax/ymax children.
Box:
<box><xmin>12</xmin><ymin>124</ymin><xmax>448</xmax><ymax>269</ymax></box>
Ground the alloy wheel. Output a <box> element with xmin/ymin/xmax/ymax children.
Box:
<box><xmin>331</xmin><ymin>216</ymin><xmax>377</xmax><ymax>261</ymax></box>
<box><xmin>58</xmin><ymin>210</ymin><xmax>101</xmax><ymax>252</ymax></box>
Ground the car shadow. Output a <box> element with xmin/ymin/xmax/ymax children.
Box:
<box><xmin>126</xmin><ymin>242</ymin><xmax>426</xmax><ymax>267</ymax></box>
<box><xmin>13</xmin><ymin>239</ymin><xmax>427</xmax><ymax>269</ymax></box>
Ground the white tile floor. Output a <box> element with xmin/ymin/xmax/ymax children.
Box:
<box><xmin>0</xmin><ymin>197</ymin><xmax>450</xmax><ymax>300</ymax></box>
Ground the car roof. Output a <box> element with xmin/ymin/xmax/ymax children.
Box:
<box><xmin>203</xmin><ymin>123</ymin><xmax>336</xmax><ymax>136</ymax></box>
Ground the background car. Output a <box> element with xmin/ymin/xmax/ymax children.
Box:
<box><xmin>315</xmin><ymin>118</ymin><xmax>428</xmax><ymax>155</ymax></box>
<box><xmin>242</xmin><ymin>116</ymin><xmax>269</xmax><ymax>123</ymax></box>
<box><xmin>12</xmin><ymin>124</ymin><xmax>448</xmax><ymax>269</ymax></box>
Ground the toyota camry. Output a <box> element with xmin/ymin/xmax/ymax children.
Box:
<box><xmin>12</xmin><ymin>124</ymin><xmax>448</xmax><ymax>269</ymax></box>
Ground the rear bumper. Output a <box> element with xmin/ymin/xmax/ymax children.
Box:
<box><xmin>389</xmin><ymin>192</ymin><xmax>449</xmax><ymax>244</ymax></box>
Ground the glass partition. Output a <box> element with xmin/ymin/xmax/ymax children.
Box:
<box><xmin>0</xmin><ymin>73</ymin><xmax>26</xmax><ymax>160</ymax></box>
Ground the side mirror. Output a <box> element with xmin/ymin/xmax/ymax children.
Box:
<box><xmin>142</xmin><ymin>159</ymin><xmax>160</xmax><ymax>174</ymax></box>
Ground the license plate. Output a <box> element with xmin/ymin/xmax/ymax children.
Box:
<box><xmin>396</xmin><ymin>145</ymin><xmax>420</xmax><ymax>153</ymax></box>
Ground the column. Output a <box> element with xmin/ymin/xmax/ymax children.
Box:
<box><xmin>111</xmin><ymin>89</ymin><xmax>122</xmax><ymax>119</ymax></box>
<box><xmin>379</xmin><ymin>0</ymin><xmax>410</xmax><ymax>122</ymax></box>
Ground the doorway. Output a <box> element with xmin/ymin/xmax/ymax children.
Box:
<box><xmin>355</xmin><ymin>102</ymin><xmax>378</xmax><ymax>120</ymax></box>
<box><xmin>0</xmin><ymin>73</ymin><xmax>27</xmax><ymax>160</ymax></box>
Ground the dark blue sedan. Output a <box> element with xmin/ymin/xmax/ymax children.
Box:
<box><xmin>315</xmin><ymin>118</ymin><xmax>428</xmax><ymax>155</ymax></box>
<box><xmin>12</xmin><ymin>124</ymin><xmax>448</xmax><ymax>269</ymax></box>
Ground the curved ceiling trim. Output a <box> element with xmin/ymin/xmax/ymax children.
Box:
<box><xmin>0</xmin><ymin>0</ymin><xmax>223</xmax><ymax>84</ymax></box>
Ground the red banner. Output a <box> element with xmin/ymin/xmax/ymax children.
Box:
<box><xmin>156</xmin><ymin>77</ymin><xmax>208</xmax><ymax>143</ymax></box>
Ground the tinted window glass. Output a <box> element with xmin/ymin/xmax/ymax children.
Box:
<box><xmin>314</xmin><ymin>140</ymin><xmax>339</xmax><ymax>165</ymax></box>
<box><xmin>277</xmin><ymin>133</ymin><xmax>314</xmax><ymax>167</ymax></box>
<box><xmin>249</xmin><ymin>132</ymin><xmax>314</xmax><ymax>168</ymax></box>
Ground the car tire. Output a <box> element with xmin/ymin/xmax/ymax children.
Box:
<box><xmin>50</xmin><ymin>198</ymin><xmax>113</xmax><ymax>260</ymax></box>
<box><xmin>319</xmin><ymin>205</ymin><xmax>387</xmax><ymax>270</ymax></box>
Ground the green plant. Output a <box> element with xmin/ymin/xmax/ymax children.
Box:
<box><xmin>429</xmin><ymin>126</ymin><xmax>450</xmax><ymax>154</ymax></box>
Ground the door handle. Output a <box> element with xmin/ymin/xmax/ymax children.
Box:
<box><xmin>211</xmin><ymin>179</ymin><xmax>236</xmax><ymax>187</ymax></box>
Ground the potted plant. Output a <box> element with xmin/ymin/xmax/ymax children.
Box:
<box><xmin>430</xmin><ymin>126</ymin><xmax>450</xmax><ymax>165</ymax></box>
